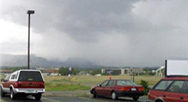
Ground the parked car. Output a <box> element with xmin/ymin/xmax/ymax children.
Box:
<box><xmin>90</xmin><ymin>79</ymin><xmax>145</xmax><ymax>101</ymax></box>
<box><xmin>0</xmin><ymin>69</ymin><xmax>45</xmax><ymax>100</ymax></box>
<box><xmin>148</xmin><ymin>77</ymin><xmax>188</xmax><ymax>102</ymax></box>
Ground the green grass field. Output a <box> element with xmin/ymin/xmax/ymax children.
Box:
<box><xmin>1</xmin><ymin>74</ymin><xmax>162</xmax><ymax>91</ymax></box>
<box><xmin>45</xmin><ymin>82</ymin><xmax>90</xmax><ymax>91</ymax></box>
<box><xmin>44</xmin><ymin>75</ymin><xmax>162</xmax><ymax>91</ymax></box>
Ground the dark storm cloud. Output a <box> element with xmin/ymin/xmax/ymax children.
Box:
<box><xmin>0</xmin><ymin>0</ymin><xmax>174</xmax><ymax>41</ymax></box>
<box><xmin>1</xmin><ymin>0</ymin><xmax>188</xmax><ymax>67</ymax></box>
<box><xmin>1</xmin><ymin>0</ymin><xmax>141</xmax><ymax>42</ymax></box>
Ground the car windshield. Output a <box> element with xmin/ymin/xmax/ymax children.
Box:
<box><xmin>18</xmin><ymin>71</ymin><xmax>43</xmax><ymax>82</ymax></box>
<box><xmin>117</xmin><ymin>80</ymin><xmax>136</xmax><ymax>86</ymax></box>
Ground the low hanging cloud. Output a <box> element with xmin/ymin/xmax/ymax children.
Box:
<box><xmin>1</xmin><ymin>0</ymin><xmax>188</xmax><ymax>67</ymax></box>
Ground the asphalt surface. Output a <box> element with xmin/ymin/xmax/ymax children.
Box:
<box><xmin>1</xmin><ymin>95</ymin><xmax>149</xmax><ymax>102</ymax></box>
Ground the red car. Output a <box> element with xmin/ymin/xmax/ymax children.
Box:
<box><xmin>0</xmin><ymin>69</ymin><xmax>45</xmax><ymax>100</ymax></box>
<box><xmin>90</xmin><ymin>79</ymin><xmax>145</xmax><ymax>101</ymax></box>
<box><xmin>148</xmin><ymin>77</ymin><xmax>188</xmax><ymax>102</ymax></box>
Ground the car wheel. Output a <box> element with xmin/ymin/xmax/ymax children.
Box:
<box><xmin>155</xmin><ymin>100</ymin><xmax>163</xmax><ymax>102</ymax></box>
<box><xmin>10</xmin><ymin>89</ymin><xmax>16</xmax><ymax>100</ymax></box>
<box><xmin>132</xmin><ymin>96</ymin><xmax>139</xmax><ymax>101</ymax></box>
<box><xmin>35</xmin><ymin>94</ymin><xmax>42</xmax><ymax>100</ymax></box>
<box><xmin>111</xmin><ymin>91</ymin><xmax>118</xmax><ymax>100</ymax></box>
<box><xmin>21</xmin><ymin>94</ymin><xmax>27</xmax><ymax>99</ymax></box>
<box><xmin>1</xmin><ymin>87</ymin><xmax>6</xmax><ymax>97</ymax></box>
<box><xmin>92</xmin><ymin>90</ymin><xmax>97</xmax><ymax>98</ymax></box>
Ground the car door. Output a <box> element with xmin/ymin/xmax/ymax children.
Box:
<box><xmin>164</xmin><ymin>80</ymin><xmax>184</xmax><ymax>102</ymax></box>
<box><xmin>2</xmin><ymin>74</ymin><xmax>11</xmax><ymax>88</ymax></box>
<box><xmin>2</xmin><ymin>74</ymin><xmax>12</xmax><ymax>93</ymax></box>
<box><xmin>149</xmin><ymin>80</ymin><xmax>173</xmax><ymax>101</ymax></box>
<box><xmin>177</xmin><ymin>80</ymin><xmax>188</xmax><ymax>102</ymax></box>
<box><xmin>104</xmin><ymin>80</ymin><xmax>115</xmax><ymax>96</ymax></box>
<box><xmin>96</xmin><ymin>80</ymin><xmax>109</xmax><ymax>95</ymax></box>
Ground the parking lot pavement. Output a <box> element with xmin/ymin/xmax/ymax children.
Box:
<box><xmin>1</xmin><ymin>95</ymin><xmax>149</xmax><ymax>102</ymax></box>
<box><xmin>1</xmin><ymin>96</ymin><xmax>93</xmax><ymax>102</ymax></box>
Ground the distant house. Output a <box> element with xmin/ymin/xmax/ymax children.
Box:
<box><xmin>39</xmin><ymin>68</ymin><xmax>60</xmax><ymax>76</ymax></box>
<box><xmin>101</xmin><ymin>68</ymin><xmax>144</xmax><ymax>75</ymax></box>
<box><xmin>78</xmin><ymin>71</ymin><xmax>89</xmax><ymax>75</ymax></box>
<box><xmin>0</xmin><ymin>69</ymin><xmax>13</xmax><ymax>73</ymax></box>
<box><xmin>130</xmin><ymin>68</ymin><xmax>145</xmax><ymax>75</ymax></box>
<box><xmin>102</xmin><ymin>68</ymin><xmax>128</xmax><ymax>75</ymax></box>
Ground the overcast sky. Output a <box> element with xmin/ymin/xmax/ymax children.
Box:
<box><xmin>1</xmin><ymin>0</ymin><xmax>188</xmax><ymax>67</ymax></box>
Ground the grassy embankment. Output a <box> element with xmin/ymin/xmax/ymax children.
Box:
<box><xmin>44</xmin><ymin>75</ymin><xmax>162</xmax><ymax>91</ymax></box>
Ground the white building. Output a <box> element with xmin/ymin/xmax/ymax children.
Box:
<box><xmin>155</xmin><ymin>66</ymin><xmax>165</xmax><ymax>77</ymax></box>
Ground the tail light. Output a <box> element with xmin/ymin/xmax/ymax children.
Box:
<box><xmin>15</xmin><ymin>82</ymin><xmax>45</xmax><ymax>88</ymax></box>
<box><xmin>121</xmin><ymin>87</ymin><xmax>130</xmax><ymax>91</ymax></box>
<box><xmin>15</xmin><ymin>82</ymin><xmax>22</xmax><ymax>88</ymax></box>
<box><xmin>40</xmin><ymin>83</ymin><xmax>45</xmax><ymax>88</ymax></box>
<box><xmin>138</xmin><ymin>87</ymin><xmax>145</xmax><ymax>91</ymax></box>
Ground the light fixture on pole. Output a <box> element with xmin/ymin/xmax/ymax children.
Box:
<box><xmin>27</xmin><ymin>10</ymin><xmax>35</xmax><ymax>69</ymax></box>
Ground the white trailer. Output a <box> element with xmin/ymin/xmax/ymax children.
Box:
<box><xmin>165</xmin><ymin>60</ymin><xmax>188</xmax><ymax>77</ymax></box>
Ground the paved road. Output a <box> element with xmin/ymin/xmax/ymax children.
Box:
<box><xmin>1</xmin><ymin>95</ymin><xmax>149</xmax><ymax>102</ymax></box>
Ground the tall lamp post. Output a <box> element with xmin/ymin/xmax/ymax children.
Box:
<box><xmin>27</xmin><ymin>10</ymin><xmax>35</xmax><ymax>69</ymax></box>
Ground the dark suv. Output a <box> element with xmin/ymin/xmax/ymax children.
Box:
<box><xmin>148</xmin><ymin>77</ymin><xmax>188</xmax><ymax>102</ymax></box>
<box><xmin>1</xmin><ymin>69</ymin><xmax>45</xmax><ymax>100</ymax></box>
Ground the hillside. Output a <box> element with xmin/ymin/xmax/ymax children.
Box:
<box><xmin>0</xmin><ymin>54</ymin><xmax>97</xmax><ymax>68</ymax></box>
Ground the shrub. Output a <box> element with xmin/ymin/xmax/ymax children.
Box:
<box><xmin>140</xmin><ymin>80</ymin><xmax>151</xmax><ymax>95</ymax></box>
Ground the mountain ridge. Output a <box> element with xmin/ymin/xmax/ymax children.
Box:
<box><xmin>0</xmin><ymin>54</ymin><xmax>98</xmax><ymax>68</ymax></box>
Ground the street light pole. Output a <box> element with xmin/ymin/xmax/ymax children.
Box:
<box><xmin>27</xmin><ymin>10</ymin><xmax>35</xmax><ymax>69</ymax></box>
